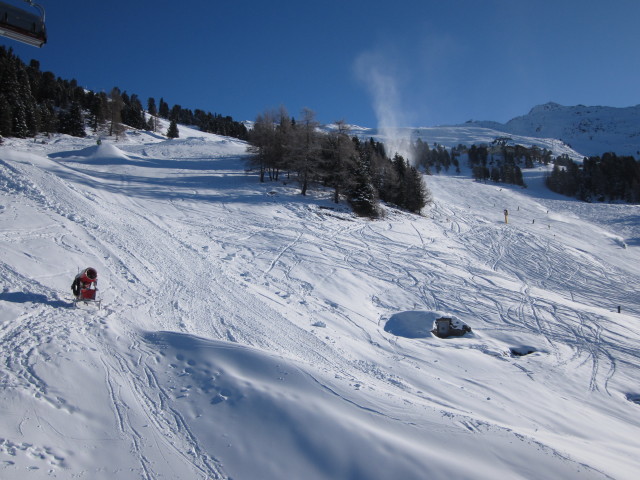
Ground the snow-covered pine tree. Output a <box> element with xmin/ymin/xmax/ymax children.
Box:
<box><xmin>348</xmin><ymin>157</ymin><xmax>380</xmax><ymax>218</ymax></box>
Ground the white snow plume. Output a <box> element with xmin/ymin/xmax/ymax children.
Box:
<box><xmin>355</xmin><ymin>51</ymin><xmax>413</xmax><ymax>163</ymax></box>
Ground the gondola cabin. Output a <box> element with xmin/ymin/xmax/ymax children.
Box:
<box><xmin>0</xmin><ymin>1</ymin><xmax>46</xmax><ymax>47</ymax></box>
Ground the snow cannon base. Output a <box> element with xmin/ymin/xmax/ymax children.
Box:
<box><xmin>74</xmin><ymin>289</ymin><xmax>101</xmax><ymax>309</ymax></box>
<box><xmin>79</xmin><ymin>289</ymin><xmax>96</xmax><ymax>300</ymax></box>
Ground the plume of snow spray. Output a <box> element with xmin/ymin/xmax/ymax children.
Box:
<box><xmin>355</xmin><ymin>52</ymin><xmax>413</xmax><ymax>163</ymax></box>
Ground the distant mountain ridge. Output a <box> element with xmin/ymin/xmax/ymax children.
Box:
<box><xmin>467</xmin><ymin>102</ymin><xmax>640</xmax><ymax>158</ymax></box>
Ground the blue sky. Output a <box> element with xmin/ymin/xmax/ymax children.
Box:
<box><xmin>5</xmin><ymin>0</ymin><xmax>640</xmax><ymax>128</ymax></box>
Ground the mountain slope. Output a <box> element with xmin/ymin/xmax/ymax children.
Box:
<box><xmin>1</xmin><ymin>126</ymin><xmax>640</xmax><ymax>479</ymax></box>
<box><xmin>343</xmin><ymin>121</ymin><xmax>585</xmax><ymax>161</ymax></box>
<box><xmin>469</xmin><ymin>102</ymin><xmax>640</xmax><ymax>157</ymax></box>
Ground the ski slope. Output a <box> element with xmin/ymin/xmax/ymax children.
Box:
<box><xmin>1</xmin><ymin>125</ymin><xmax>640</xmax><ymax>479</ymax></box>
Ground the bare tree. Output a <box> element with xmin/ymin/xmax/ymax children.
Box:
<box><xmin>273</xmin><ymin>105</ymin><xmax>292</xmax><ymax>180</ymax></box>
<box><xmin>290</xmin><ymin>108</ymin><xmax>321</xmax><ymax>196</ymax></box>
<box><xmin>248</xmin><ymin>106</ymin><xmax>298</xmax><ymax>182</ymax></box>
<box><xmin>322</xmin><ymin>120</ymin><xmax>358</xmax><ymax>203</ymax></box>
<box><xmin>247</xmin><ymin>110</ymin><xmax>277</xmax><ymax>182</ymax></box>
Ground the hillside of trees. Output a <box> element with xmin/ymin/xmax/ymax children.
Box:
<box><xmin>0</xmin><ymin>47</ymin><xmax>247</xmax><ymax>141</ymax></box>
<box><xmin>410</xmin><ymin>137</ymin><xmax>556</xmax><ymax>189</ymax></box>
<box><xmin>461</xmin><ymin>139</ymin><xmax>554</xmax><ymax>187</ymax></box>
<box><xmin>546</xmin><ymin>153</ymin><xmax>640</xmax><ymax>203</ymax></box>
<box><xmin>247</xmin><ymin>108</ymin><xmax>431</xmax><ymax>218</ymax></box>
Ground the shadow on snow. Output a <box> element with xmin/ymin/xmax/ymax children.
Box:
<box><xmin>0</xmin><ymin>291</ymin><xmax>73</xmax><ymax>308</ymax></box>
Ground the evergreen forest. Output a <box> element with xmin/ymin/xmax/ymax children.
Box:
<box><xmin>546</xmin><ymin>153</ymin><xmax>640</xmax><ymax>203</ymax></box>
<box><xmin>0</xmin><ymin>47</ymin><xmax>247</xmax><ymax>142</ymax></box>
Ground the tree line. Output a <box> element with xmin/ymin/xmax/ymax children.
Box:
<box><xmin>546</xmin><ymin>153</ymin><xmax>640</xmax><ymax>203</ymax></box>
<box><xmin>413</xmin><ymin>138</ymin><xmax>460</xmax><ymax>174</ymax></box>
<box><xmin>464</xmin><ymin>141</ymin><xmax>554</xmax><ymax>187</ymax></box>
<box><xmin>0</xmin><ymin>46</ymin><xmax>247</xmax><ymax>141</ymax></box>
<box><xmin>408</xmin><ymin>137</ymin><xmax>555</xmax><ymax>188</ymax></box>
<box><xmin>449</xmin><ymin>140</ymin><xmax>551</xmax><ymax>187</ymax></box>
<box><xmin>247</xmin><ymin>107</ymin><xmax>431</xmax><ymax>217</ymax></box>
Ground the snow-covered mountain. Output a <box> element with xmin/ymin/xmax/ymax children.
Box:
<box><xmin>468</xmin><ymin>102</ymin><xmax>640</xmax><ymax>158</ymax></box>
<box><xmin>345</xmin><ymin>123</ymin><xmax>583</xmax><ymax>161</ymax></box>
<box><xmin>1</xmin><ymin>123</ymin><xmax>640</xmax><ymax>479</ymax></box>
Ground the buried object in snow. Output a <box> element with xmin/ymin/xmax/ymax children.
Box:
<box><xmin>432</xmin><ymin>316</ymin><xmax>472</xmax><ymax>338</ymax></box>
<box><xmin>384</xmin><ymin>311</ymin><xmax>471</xmax><ymax>339</ymax></box>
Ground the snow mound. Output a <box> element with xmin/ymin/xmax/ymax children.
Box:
<box><xmin>49</xmin><ymin>143</ymin><xmax>131</xmax><ymax>163</ymax></box>
<box><xmin>91</xmin><ymin>143</ymin><xmax>131</xmax><ymax>160</ymax></box>
<box><xmin>384</xmin><ymin>311</ymin><xmax>473</xmax><ymax>339</ymax></box>
<box><xmin>384</xmin><ymin>311</ymin><xmax>435</xmax><ymax>338</ymax></box>
<box><xmin>382</xmin><ymin>311</ymin><xmax>443</xmax><ymax>338</ymax></box>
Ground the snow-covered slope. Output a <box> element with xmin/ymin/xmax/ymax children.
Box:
<box><xmin>339</xmin><ymin>121</ymin><xmax>585</xmax><ymax>163</ymax></box>
<box><xmin>1</xmin><ymin>126</ymin><xmax>640</xmax><ymax>479</ymax></box>
<box><xmin>469</xmin><ymin>102</ymin><xmax>640</xmax><ymax>158</ymax></box>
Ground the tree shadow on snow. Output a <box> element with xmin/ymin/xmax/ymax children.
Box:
<box><xmin>51</xmin><ymin>160</ymin><xmax>335</xmax><ymax>208</ymax></box>
<box><xmin>55</xmin><ymin>168</ymin><xmax>265</xmax><ymax>204</ymax></box>
<box><xmin>49</xmin><ymin>154</ymin><xmax>274</xmax><ymax>204</ymax></box>
<box><xmin>0</xmin><ymin>291</ymin><xmax>73</xmax><ymax>308</ymax></box>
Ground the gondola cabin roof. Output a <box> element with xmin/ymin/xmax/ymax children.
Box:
<box><xmin>0</xmin><ymin>1</ymin><xmax>46</xmax><ymax>47</ymax></box>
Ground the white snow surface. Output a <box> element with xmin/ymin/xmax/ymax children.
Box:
<box><xmin>1</xmin><ymin>124</ymin><xmax>640</xmax><ymax>480</ymax></box>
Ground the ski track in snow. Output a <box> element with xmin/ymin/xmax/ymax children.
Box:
<box><xmin>1</xmin><ymin>131</ymin><xmax>639</xmax><ymax>479</ymax></box>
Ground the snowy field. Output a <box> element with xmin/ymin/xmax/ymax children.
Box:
<box><xmin>1</xmin><ymin>124</ymin><xmax>640</xmax><ymax>479</ymax></box>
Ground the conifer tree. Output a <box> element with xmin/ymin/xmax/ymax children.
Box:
<box><xmin>66</xmin><ymin>102</ymin><xmax>86</xmax><ymax>137</ymax></box>
<box><xmin>147</xmin><ymin>97</ymin><xmax>157</xmax><ymax>116</ymax></box>
<box><xmin>403</xmin><ymin>165</ymin><xmax>431</xmax><ymax>213</ymax></box>
<box><xmin>38</xmin><ymin>101</ymin><xmax>57</xmax><ymax>135</ymax></box>
<box><xmin>391</xmin><ymin>153</ymin><xmax>408</xmax><ymax>206</ymax></box>
<box><xmin>167</xmin><ymin>119</ymin><xmax>179</xmax><ymax>139</ymax></box>
<box><xmin>0</xmin><ymin>95</ymin><xmax>12</xmax><ymax>136</ymax></box>
<box><xmin>147</xmin><ymin>97</ymin><xmax>158</xmax><ymax>132</ymax></box>
<box><xmin>348</xmin><ymin>156</ymin><xmax>379</xmax><ymax>218</ymax></box>
<box><xmin>58</xmin><ymin>102</ymin><xmax>85</xmax><ymax>137</ymax></box>
<box><xmin>1</xmin><ymin>57</ymin><xmax>29</xmax><ymax>138</ymax></box>
<box><xmin>15</xmin><ymin>62</ymin><xmax>37</xmax><ymax>136</ymax></box>
<box><xmin>89</xmin><ymin>92</ymin><xmax>107</xmax><ymax>132</ymax></box>
<box><xmin>127</xmin><ymin>94</ymin><xmax>146</xmax><ymax>129</ymax></box>
<box><xmin>11</xmin><ymin>99</ymin><xmax>29</xmax><ymax>138</ymax></box>
<box><xmin>109</xmin><ymin>87</ymin><xmax>125</xmax><ymax>139</ymax></box>
<box><xmin>158</xmin><ymin>98</ymin><xmax>169</xmax><ymax>118</ymax></box>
